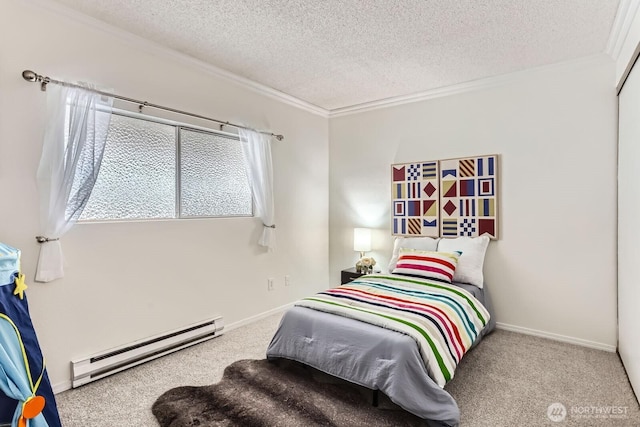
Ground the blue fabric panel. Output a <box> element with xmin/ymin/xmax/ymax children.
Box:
<box><xmin>0</xmin><ymin>274</ymin><xmax>61</xmax><ymax>427</ymax></box>
<box><xmin>0</xmin><ymin>392</ymin><xmax>17</xmax><ymax>423</ymax></box>
<box><xmin>0</xmin><ymin>244</ymin><xmax>20</xmax><ymax>291</ymax></box>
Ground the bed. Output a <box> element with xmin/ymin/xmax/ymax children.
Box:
<box><xmin>266</xmin><ymin>237</ymin><xmax>495</xmax><ymax>427</ymax></box>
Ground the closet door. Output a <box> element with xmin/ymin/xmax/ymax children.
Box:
<box><xmin>618</xmin><ymin>57</ymin><xmax>640</xmax><ymax>401</ymax></box>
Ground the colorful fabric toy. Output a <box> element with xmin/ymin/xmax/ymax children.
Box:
<box><xmin>0</xmin><ymin>243</ymin><xmax>61</xmax><ymax>427</ymax></box>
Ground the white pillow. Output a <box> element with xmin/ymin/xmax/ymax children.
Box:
<box><xmin>437</xmin><ymin>236</ymin><xmax>490</xmax><ymax>288</ymax></box>
<box><xmin>388</xmin><ymin>236</ymin><xmax>439</xmax><ymax>272</ymax></box>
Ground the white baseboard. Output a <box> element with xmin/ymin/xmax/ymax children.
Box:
<box><xmin>224</xmin><ymin>302</ymin><xmax>293</xmax><ymax>333</ymax></box>
<box><xmin>52</xmin><ymin>379</ymin><xmax>72</xmax><ymax>394</ymax></box>
<box><xmin>496</xmin><ymin>322</ymin><xmax>617</xmax><ymax>352</ymax></box>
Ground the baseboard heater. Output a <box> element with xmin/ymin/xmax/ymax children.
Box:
<box><xmin>71</xmin><ymin>315</ymin><xmax>224</xmax><ymax>388</ymax></box>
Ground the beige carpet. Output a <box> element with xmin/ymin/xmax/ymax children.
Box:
<box><xmin>445</xmin><ymin>331</ymin><xmax>640</xmax><ymax>426</ymax></box>
<box><xmin>56</xmin><ymin>312</ymin><xmax>640</xmax><ymax>426</ymax></box>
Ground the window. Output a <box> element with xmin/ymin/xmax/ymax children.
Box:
<box><xmin>80</xmin><ymin>111</ymin><xmax>252</xmax><ymax>221</ymax></box>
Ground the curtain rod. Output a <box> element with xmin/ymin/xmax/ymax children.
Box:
<box><xmin>21</xmin><ymin>70</ymin><xmax>284</xmax><ymax>141</ymax></box>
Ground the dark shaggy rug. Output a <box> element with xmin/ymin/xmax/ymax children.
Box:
<box><xmin>152</xmin><ymin>359</ymin><xmax>428</xmax><ymax>426</ymax></box>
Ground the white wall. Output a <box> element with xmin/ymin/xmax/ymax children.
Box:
<box><xmin>329</xmin><ymin>56</ymin><xmax>618</xmax><ymax>349</ymax></box>
<box><xmin>0</xmin><ymin>0</ymin><xmax>329</xmax><ymax>391</ymax></box>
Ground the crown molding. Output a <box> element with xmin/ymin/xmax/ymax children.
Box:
<box><xmin>605</xmin><ymin>0</ymin><xmax>640</xmax><ymax>60</ymax></box>
<box><xmin>328</xmin><ymin>54</ymin><xmax>612</xmax><ymax>118</ymax></box>
<box><xmin>25</xmin><ymin>0</ymin><xmax>330</xmax><ymax>118</ymax></box>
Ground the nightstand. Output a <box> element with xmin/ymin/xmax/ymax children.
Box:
<box><xmin>341</xmin><ymin>267</ymin><xmax>366</xmax><ymax>284</ymax></box>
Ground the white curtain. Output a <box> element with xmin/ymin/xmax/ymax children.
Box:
<box><xmin>238</xmin><ymin>128</ymin><xmax>276</xmax><ymax>251</ymax></box>
<box><xmin>35</xmin><ymin>84</ymin><xmax>113</xmax><ymax>282</ymax></box>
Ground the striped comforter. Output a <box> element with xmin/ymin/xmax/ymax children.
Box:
<box><xmin>295</xmin><ymin>274</ymin><xmax>490</xmax><ymax>387</ymax></box>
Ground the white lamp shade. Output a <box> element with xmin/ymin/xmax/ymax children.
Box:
<box><xmin>353</xmin><ymin>228</ymin><xmax>372</xmax><ymax>252</ymax></box>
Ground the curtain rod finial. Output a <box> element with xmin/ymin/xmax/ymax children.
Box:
<box><xmin>22</xmin><ymin>70</ymin><xmax>38</xmax><ymax>82</ymax></box>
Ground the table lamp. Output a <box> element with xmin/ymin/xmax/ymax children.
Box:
<box><xmin>353</xmin><ymin>228</ymin><xmax>375</xmax><ymax>273</ymax></box>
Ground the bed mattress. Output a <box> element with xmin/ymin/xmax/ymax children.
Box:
<box><xmin>266</xmin><ymin>279</ymin><xmax>495</xmax><ymax>427</ymax></box>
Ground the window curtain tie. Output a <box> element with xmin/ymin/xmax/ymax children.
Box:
<box><xmin>35</xmin><ymin>236</ymin><xmax>59</xmax><ymax>243</ymax></box>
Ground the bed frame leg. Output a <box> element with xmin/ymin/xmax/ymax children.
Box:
<box><xmin>372</xmin><ymin>390</ymin><xmax>379</xmax><ymax>407</ymax></box>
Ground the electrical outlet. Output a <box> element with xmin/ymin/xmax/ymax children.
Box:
<box><xmin>267</xmin><ymin>278</ymin><xmax>275</xmax><ymax>291</ymax></box>
<box><xmin>284</xmin><ymin>275</ymin><xmax>291</xmax><ymax>286</ymax></box>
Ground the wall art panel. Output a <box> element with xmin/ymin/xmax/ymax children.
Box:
<box><xmin>391</xmin><ymin>154</ymin><xmax>498</xmax><ymax>239</ymax></box>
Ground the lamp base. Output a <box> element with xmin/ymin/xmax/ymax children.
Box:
<box><xmin>355</xmin><ymin>256</ymin><xmax>376</xmax><ymax>274</ymax></box>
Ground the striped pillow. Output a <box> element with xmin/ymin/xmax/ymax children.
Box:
<box><xmin>392</xmin><ymin>248</ymin><xmax>460</xmax><ymax>283</ymax></box>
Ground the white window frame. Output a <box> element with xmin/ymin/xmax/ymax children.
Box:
<box><xmin>79</xmin><ymin>107</ymin><xmax>253</xmax><ymax>222</ymax></box>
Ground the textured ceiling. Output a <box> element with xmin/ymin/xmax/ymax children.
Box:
<box><xmin>52</xmin><ymin>0</ymin><xmax>620</xmax><ymax>111</ymax></box>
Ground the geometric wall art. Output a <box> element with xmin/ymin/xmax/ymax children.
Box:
<box><xmin>391</xmin><ymin>154</ymin><xmax>499</xmax><ymax>239</ymax></box>
<box><xmin>391</xmin><ymin>161</ymin><xmax>440</xmax><ymax>237</ymax></box>
<box><xmin>439</xmin><ymin>155</ymin><xmax>498</xmax><ymax>239</ymax></box>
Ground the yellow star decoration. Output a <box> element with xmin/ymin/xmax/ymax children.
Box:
<box><xmin>13</xmin><ymin>273</ymin><xmax>28</xmax><ymax>300</ymax></box>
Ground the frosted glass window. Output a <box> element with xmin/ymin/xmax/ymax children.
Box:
<box><xmin>180</xmin><ymin>129</ymin><xmax>252</xmax><ymax>217</ymax></box>
<box><xmin>79</xmin><ymin>112</ymin><xmax>252</xmax><ymax>221</ymax></box>
<box><xmin>81</xmin><ymin>114</ymin><xmax>176</xmax><ymax>220</ymax></box>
